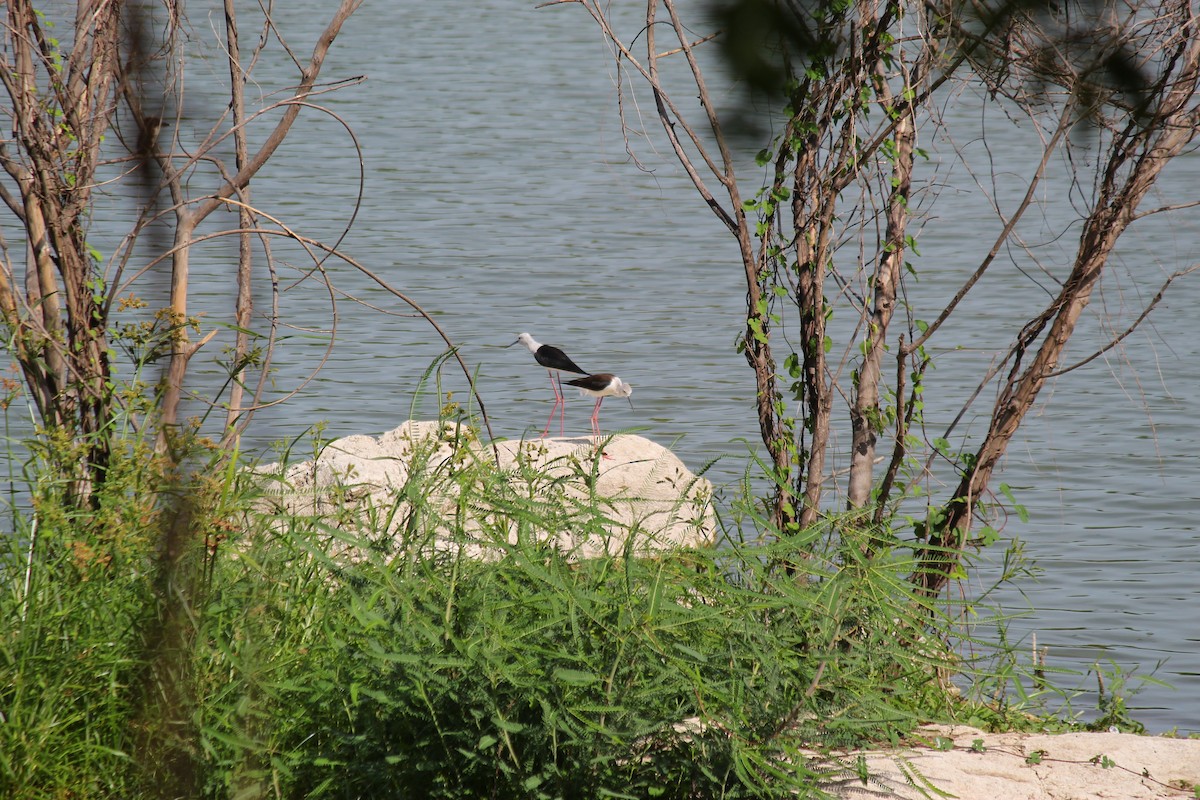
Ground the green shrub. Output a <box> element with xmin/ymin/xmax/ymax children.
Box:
<box><xmin>1</xmin><ymin>423</ymin><xmax>1030</xmax><ymax>799</ymax></box>
<box><xmin>1</xmin><ymin>434</ymin><xmax>168</xmax><ymax>797</ymax></box>
<box><xmin>194</xmin><ymin>436</ymin><xmax>954</xmax><ymax>799</ymax></box>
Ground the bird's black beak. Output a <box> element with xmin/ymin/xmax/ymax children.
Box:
<box><xmin>626</xmin><ymin>397</ymin><xmax>634</xmax><ymax>411</ymax></box>
<box><xmin>505</xmin><ymin>338</ymin><xmax>519</xmax><ymax>348</ymax></box>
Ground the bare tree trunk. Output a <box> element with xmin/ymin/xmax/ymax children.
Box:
<box><xmin>0</xmin><ymin>0</ymin><xmax>123</xmax><ymax>500</ymax></box>
<box><xmin>794</xmin><ymin>211</ymin><xmax>833</xmax><ymax>533</ymax></box>
<box><xmin>847</xmin><ymin>110</ymin><xmax>912</xmax><ymax>511</ymax></box>
<box><xmin>643</xmin><ymin>0</ymin><xmax>797</xmax><ymax>531</ymax></box>
<box><xmin>157</xmin><ymin>212</ymin><xmax>196</xmax><ymax>452</ymax></box>
<box><xmin>223</xmin><ymin>0</ymin><xmax>255</xmax><ymax>444</ymax></box>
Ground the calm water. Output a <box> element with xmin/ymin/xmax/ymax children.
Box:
<box><xmin>41</xmin><ymin>1</ymin><xmax>1200</xmax><ymax>732</ymax></box>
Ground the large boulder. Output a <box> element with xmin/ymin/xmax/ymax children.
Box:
<box><xmin>254</xmin><ymin>421</ymin><xmax>716</xmax><ymax>560</ymax></box>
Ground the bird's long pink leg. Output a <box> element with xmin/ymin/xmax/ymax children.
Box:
<box><xmin>590</xmin><ymin>398</ymin><xmax>602</xmax><ymax>438</ymax></box>
<box><xmin>556</xmin><ymin>373</ymin><xmax>567</xmax><ymax>436</ymax></box>
<box><xmin>540</xmin><ymin>371</ymin><xmax>564</xmax><ymax>438</ymax></box>
<box><xmin>591</xmin><ymin>397</ymin><xmax>613</xmax><ymax>459</ymax></box>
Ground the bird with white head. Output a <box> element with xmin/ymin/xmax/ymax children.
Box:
<box><xmin>507</xmin><ymin>332</ymin><xmax>589</xmax><ymax>437</ymax></box>
<box><xmin>565</xmin><ymin>373</ymin><xmax>634</xmax><ymax>439</ymax></box>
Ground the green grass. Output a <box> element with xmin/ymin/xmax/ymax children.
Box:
<box><xmin>0</xmin><ymin>420</ymin><xmax>1120</xmax><ymax>799</ymax></box>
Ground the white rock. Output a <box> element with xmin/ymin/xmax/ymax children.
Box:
<box><xmin>255</xmin><ymin>421</ymin><xmax>716</xmax><ymax>560</ymax></box>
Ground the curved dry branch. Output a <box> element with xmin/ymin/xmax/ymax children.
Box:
<box><xmin>132</xmin><ymin>202</ymin><xmax>498</xmax><ymax>450</ymax></box>
<box><xmin>190</xmin><ymin>0</ymin><xmax>365</xmax><ymax>225</ymax></box>
<box><xmin>567</xmin><ymin>0</ymin><xmax>738</xmax><ymax>231</ymax></box>
<box><xmin>152</xmin><ymin>214</ymin><xmax>340</xmax><ymax>416</ymax></box>
<box><xmin>226</xmin><ymin>99</ymin><xmax>368</xmax><ymax>289</ymax></box>
<box><xmin>148</xmin><ymin>77</ymin><xmax>367</xmax><ymax>209</ymax></box>
<box><xmin>661</xmin><ymin>0</ymin><xmax>737</xmax><ymax>193</ymax></box>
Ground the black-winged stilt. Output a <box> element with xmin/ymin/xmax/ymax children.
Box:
<box><xmin>565</xmin><ymin>373</ymin><xmax>633</xmax><ymax>439</ymax></box>
<box><xmin>509</xmin><ymin>332</ymin><xmax>588</xmax><ymax>437</ymax></box>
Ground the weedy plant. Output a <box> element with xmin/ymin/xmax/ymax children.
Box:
<box><xmin>0</xmin><ymin>409</ymin><xmax>229</xmax><ymax>797</ymax></box>
<box><xmin>194</xmin><ymin>430</ymin><xmax>963</xmax><ymax>800</ymax></box>
<box><xmin>0</xmin><ymin>405</ymin><xmax>1150</xmax><ymax>799</ymax></box>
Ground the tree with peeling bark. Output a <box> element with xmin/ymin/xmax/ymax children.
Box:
<box><xmin>3</xmin><ymin>4</ymin><xmax>367</xmax><ymax>790</ymax></box>
<box><xmin>0</xmin><ymin>0</ymin><xmax>363</xmax><ymax>501</ymax></box>
<box><xmin>552</xmin><ymin>0</ymin><xmax>1200</xmax><ymax>596</ymax></box>
<box><xmin>912</xmin><ymin>0</ymin><xmax>1200</xmax><ymax>596</ymax></box>
<box><xmin>2</xmin><ymin>0</ymin><xmax>497</xmax><ymax>516</ymax></box>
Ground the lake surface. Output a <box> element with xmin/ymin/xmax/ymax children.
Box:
<box><xmin>32</xmin><ymin>0</ymin><xmax>1200</xmax><ymax>732</ymax></box>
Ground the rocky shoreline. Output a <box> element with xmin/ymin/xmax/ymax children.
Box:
<box><xmin>817</xmin><ymin>724</ymin><xmax>1200</xmax><ymax>799</ymax></box>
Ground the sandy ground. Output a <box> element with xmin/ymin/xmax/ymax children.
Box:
<box><xmin>817</xmin><ymin>724</ymin><xmax>1200</xmax><ymax>799</ymax></box>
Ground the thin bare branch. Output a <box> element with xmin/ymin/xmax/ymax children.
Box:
<box><xmin>1044</xmin><ymin>263</ymin><xmax>1200</xmax><ymax>378</ymax></box>
<box><xmin>904</xmin><ymin>102</ymin><xmax>1074</xmax><ymax>356</ymax></box>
